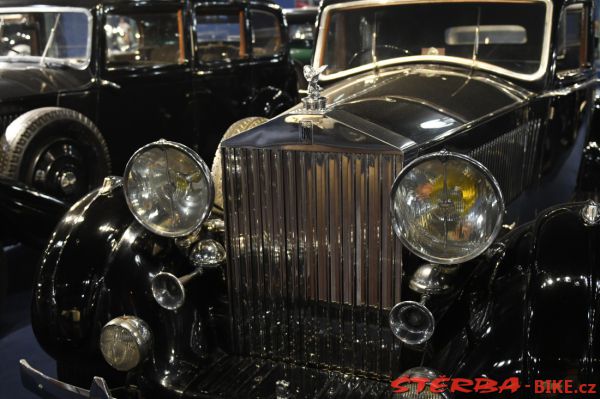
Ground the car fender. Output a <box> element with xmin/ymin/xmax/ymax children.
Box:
<box><xmin>31</xmin><ymin>179</ymin><xmax>142</xmax><ymax>359</ymax></box>
<box><xmin>32</xmin><ymin>179</ymin><xmax>227</xmax><ymax>386</ymax></box>
<box><xmin>522</xmin><ymin>203</ymin><xmax>600</xmax><ymax>383</ymax></box>
<box><xmin>446</xmin><ymin>202</ymin><xmax>600</xmax><ymax>391</ymax></box>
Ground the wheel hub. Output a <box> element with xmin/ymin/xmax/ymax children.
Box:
<box><xmin>58</xmin><ymin>171</ymin><xmax>78</xmax><ymax>194</ymax></box>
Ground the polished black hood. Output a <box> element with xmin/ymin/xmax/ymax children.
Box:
<box><xmin>224</xmin><ymin>64</ymin><xmax>531</xmax><ymax>151</ymax></box>
<box><xmin>0</xmin><ymin>63</ymin><xmax>92</xmax><ymax>102</ymax></box>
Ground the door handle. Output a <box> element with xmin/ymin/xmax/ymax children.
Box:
<box><xmin>92</xmin><ymin>78</ymin><xmax>121</xmax><ymax>90</ymax></box>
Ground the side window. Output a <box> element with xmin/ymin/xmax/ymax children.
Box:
<box><xmin>105</xmin><ymin>11</ymin><xmax>185</xmax><ymax>69</ymax></box>
<box><xmin>195</xmin><ymin>12</ymin><xmax>245</xmax><ymax>63</ymax></box>
<box><xmin>249</xmin><ymin>10</ymin><xmax>282</xmax><ymax>57</ymax></box>
<box><xmin>557</xmin><ymin>3</ymin><xmax>589</xmax><ymax>72</ymax></box>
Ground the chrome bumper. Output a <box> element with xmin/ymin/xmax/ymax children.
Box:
<box><xmin>19</xmin><ymin>359</ymin><xmax>113</xmax><ymax>399</ymax></box>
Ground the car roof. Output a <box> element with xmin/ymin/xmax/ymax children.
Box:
<box><xmin>320</xmin><ymin>0</ymin><xmax>573</xmax><ymax>12</ymax></box>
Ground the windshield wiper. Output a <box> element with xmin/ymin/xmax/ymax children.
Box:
<box><xmin>452</xmin><ymin>6</ymin><xmax>481</xmax><ymax>97</ymax></box>
<box><xmin>40</xmin><ymin>13</ymin><xmax>61</xmax><ymax>66</ymax></box>
<box><xmin>470</xmin><ymin>7</ymin><xmax>481</xmax><ymax>68</ymax></box>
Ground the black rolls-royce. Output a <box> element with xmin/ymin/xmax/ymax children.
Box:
<box><xmin>19</xmin><ymin>0</ymin><xmax>600</xmax><ymax>397</ymax></box>
<box><xmin>0</xmin><ymin>0</ymin><xmax>297</xmax><ymax>201</ymax></box>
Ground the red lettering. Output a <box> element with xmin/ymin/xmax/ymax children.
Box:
<box><xmin>551</xmin><ymin>380</ymin><xmax>563</xmax><ymax>393</ymax></box>
<box><xmin>564</xmin><ymin>380</ymin><xmax>573</xmax><ymax>394</ymax></box>
<box><xmin>430</xmin><ymin>377</ymin><xmax>450</xmax><ymax>393</ymax></box>
<box><xmin>450</xmin><ymin>378</ymin><xmax>474</xmax><ymax>393</ymax></box>
<box><xmin>498</xmin><ymin>377</ymin><xmax>521</xmax><ymax>393</ymax></box>
<box><xmin>535</xmin><ymin>380</ymin><xmax>548</xmax><ymax>393</ymax></box>
<box><xmin>412</xmin><ymin>377</ymin><xmax>429</xmax><ymax>393</ymax></box>
<box><xmin>587</xmin><ymin>383</ymin><xmax>597</xmax><ymax>394</ymax></box>
<box><xmin>390</xmin><ymin>376</ymin><xmax>411</xmax><ymax>393</ymax></box>
<box><xmin>473</xmin><ymin>377</ymin><xmax>498</xmax><ymax>394</ymax></box>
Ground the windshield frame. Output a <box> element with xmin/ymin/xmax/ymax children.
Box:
<box><xmin>0</xmin><ymin>6</ymin><xmax>93</xmax><ymax>70</ymax></box>
<box><xmin>314</xmin><ymin>0</ymin><xmax>553</xmax><ymax>82</ymax></box>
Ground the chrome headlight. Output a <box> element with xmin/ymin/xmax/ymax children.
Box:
<box><xmin>124</xmin><ymin>140</ymin><xmax>214</xmax><ymax>237</ymax></box>
<box><xmin>100</xmin><ymin>316</ymin><xmax>152</xmax><ymax>371</ymax></box>
<box><xmin>391</xmin><ymin>151</ymin><xmax>504</xmax><ymax>264</ymax></box>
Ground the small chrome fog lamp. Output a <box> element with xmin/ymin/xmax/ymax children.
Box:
<box><xmin>190</xmin><ymin>239</ymin><xmax>226</xmax><ymax>268</ymax></box>
<box><xmin>393</xmin><ymin>367</ymin><xmax>451</xmax><ymax>399</ymax></box>
<box><xmin>409</xmin><ymin>264</ymin><xmax>457</xmax><ymax>295</ymax></box>
<box><xmin>123</xmin><ymin>140</ymin><xmax>214</xmax><ymax>238</ymax></box>
<box><xmin>391</xmin><ymin>151</ymin><xmax>504</xmax><ymax>264</ymax></box>
<box><xmin>389</xmin><ymin>301</ymin><xmax>434</xmax><ymax>345</ymax></box>
<box><xmin>100</xmin><ymin>316</ymin><xmax>152</xmax><ymax>371</ymax></box>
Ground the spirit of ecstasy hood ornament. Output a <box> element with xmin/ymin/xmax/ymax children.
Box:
<box><xmin>302</xmin><ymin>65</ymin><xmax>327</xmax><ymax>112</ymax></box>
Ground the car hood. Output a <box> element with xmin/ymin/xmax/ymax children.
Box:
<box><xmin>0</xmin><ymin>63</ymin><xmax>92</xmax><ymax>101</ymax></box>
<box><xmin>224</xmin><ymin>64</ymin><xmax>531</xmax><ymax>152</ymax></box>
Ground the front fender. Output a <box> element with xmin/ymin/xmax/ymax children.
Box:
<box><xmin>524</xmin><ymin>203</ymin><xmax>599</xmax><ymax>383</ymax></box>
<box><xmin>31</xmin><ymin>180</ymin><xmax>136</xmax><ymax>359</ymax></box>
<box><xmin>446</xmin><ymin>202</ymin><xmax>600</xmax><ymax>393</ymax></box>
<box><xmin>32</xmin><ymin>180</ymin><xmax>228</xmax><ymax>394</ymax></box>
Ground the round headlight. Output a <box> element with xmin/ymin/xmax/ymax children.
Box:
<box><xmin>124</xmin><ymin>140</ymin><xmax>214</xmax><ymax>237</ymax></box>
<box><xmin>100</xmin><ymin>316</ymin><xmax>152</xmax><ymax>371</ymax></box>
<box><xmin>391</xmin><ymin>151</ymin><xmax>504</xmax><ymax>264</ymax></box>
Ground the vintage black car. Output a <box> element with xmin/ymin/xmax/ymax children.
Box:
<box><xmin>0</xmin><ymin>0</ymin><xmax>297</xmax><ymax>201</ymax></box>
<box><xmin>19</xmin><ymin>0</ymin><xmax>600</xmax><ymax>397</ymax></box>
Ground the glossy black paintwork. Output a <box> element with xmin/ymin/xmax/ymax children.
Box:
<box><xmin>226</xmin><ymin>64</ymin><xmax>530</xmax><ymax>150</ymax></box>
<box><xmin>427</xmin><ymin>203</ymin><xmax>600</xmax><ymax>395</ymax></box>
<box><xmin>0</xmin><ymin>0</ymin><xmax>298</xmax><ymax>172</ymax></box>
<box><xmin>0</xmin><ymin>177</ymin><xmax>68</xmax><ymax>247</ymax></box>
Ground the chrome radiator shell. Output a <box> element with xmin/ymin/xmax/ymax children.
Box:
<box><xmin>222</xmin><ymin>147</ymin><xmax>404</xmax><ymax>378</ymax></box>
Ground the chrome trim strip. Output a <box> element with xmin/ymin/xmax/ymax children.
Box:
<box><xmin>313</xmin><ymin>0</ymin><xmax>553</xmax><ymax>82</ymax></box>
<box><xmin>326</xmin><ymin>109</ymin><xmax>417</xmax><ymax>151</ymax></box>
<box><xmin>540</xmin><ymin>77</ymin><xmax>600</xmax><ymax>98</ymax></box>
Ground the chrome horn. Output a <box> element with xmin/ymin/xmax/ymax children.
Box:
<box><xmin>389</xmin><ymin>300</ymin><xmax>435</xmax><ymax>345</ymax></box>
<box><xmin>151</xmin><ymin>270</ymin><xmax>202</xmax><ymax>310</ymax></box>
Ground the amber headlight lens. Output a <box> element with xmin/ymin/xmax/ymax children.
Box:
<box><xmin>100</xmin><ymin>316</ymin><xmax>152</xmax><ymax>371</ymax></box>
<box><xmin>391</xmin><ymin>151</ymin><xmax>504</xmax><ymax>264</ymax></box>
<box><xmin>124</xmin><ymin>140</ymin><xmax>214</xmax><ymax>237</ymax></box>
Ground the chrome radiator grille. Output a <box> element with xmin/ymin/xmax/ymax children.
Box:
<box><xmin>223</xmin><ymin>148</ymin><xmax>404</xmax><ymax>378</ymax></box>
<box><xmin>469</xmin><ymin>119</ymin><xmax>542</xmax><ymax>202</ymax></box>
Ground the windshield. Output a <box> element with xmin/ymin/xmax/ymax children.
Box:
<box><xmin>0</xmin><ymin>8</ymin><xmax>91</xmax><ymax>68</ymax></box>
<box><xmin>318</xmin><ymin>0</ymin><xmax>549</xmax><ymax>80</ymax></box>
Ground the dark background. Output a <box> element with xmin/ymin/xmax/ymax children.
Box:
<box><xmin>0</xmin><ymin>244</ymin><xmax>55</xmax><ymax>399</ymax></box>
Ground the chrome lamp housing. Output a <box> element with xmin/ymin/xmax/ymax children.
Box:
<box><xmin>390</xmin><ymin>151</ymin><xmax>505</xmax><ymax>265</ymax></box>
<box><xmin>123</xmin><ymin>140</ymin><xmax>214</xmax><ymax>238</ymax></box>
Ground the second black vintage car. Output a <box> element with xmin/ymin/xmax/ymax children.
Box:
<box><xmin>0</xmin><ymin>0</ymin><xmax>297</xmax><ymax>201</ymax></box>
<box><xmin>18</xmin><ymin>0</ymin><xmax>600</xmax><ymax>397</ymax></box>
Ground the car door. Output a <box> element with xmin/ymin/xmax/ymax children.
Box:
<box><xmin>190</xmin><ymin>4</ymin><xmax>253</xmax><ymax>164</ymax></box>
<box><xmin>537</xmin><ymin>1</ymin><xmax>595</xmax><ymax>211</ymax></box>
<box><xmin>97</xmin><ymin>2</ymin><xmax>194</xmax><ymax>172</ymax></box>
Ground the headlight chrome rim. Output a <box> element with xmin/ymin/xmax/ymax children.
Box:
<box><xmin>390</xmin><ymin>151</ymin><xmax>505</xmax><ymax>264</ymax></box>
<box><xmin>123</xmin><ymin>140</ymin><xmax>215</xmax><ymax>238</ymax></box>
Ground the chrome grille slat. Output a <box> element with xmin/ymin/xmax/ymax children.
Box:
<box><xmin>469</xmin><ymin>119</ymin><xmax>541</xmax><ymax>202</ymax></box>
<box><xmin>223</xmin><ymin>147</ymin><xmax>403</xmax><ymax>378</ymax></box>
